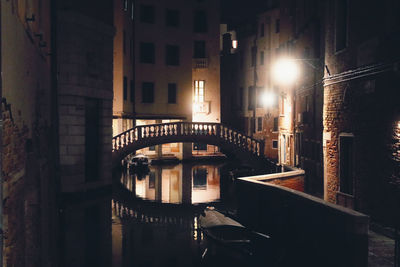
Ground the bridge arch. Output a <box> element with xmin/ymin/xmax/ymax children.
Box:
<box><xmin>112</xmin><ymin>122</ymin><xmax>266</xmax><ymax>167</ymax></box>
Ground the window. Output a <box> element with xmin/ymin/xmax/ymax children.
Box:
<box><xmin>149</xmin><ymin>146</ymin><xmax>156</xmax><ymax>151</ymax></box>
<box><xmin>140</xmin><ymin>42</ymin><xmax>155</xmax><ymax>64</ymax></box>
<box><xmin>142</xmin><ymin>82</ymin><xmax>154</xmax><ymax>103</ymax></box>
<box><xmin>165</xmin><ymin>45</ymin><xmax>180</xmax><ymax>66</ymax></box>
<box><xmin>193</xmin><ymin>168</ymin><xmax>207</xmax><ymax>189</ymax></box>
<box><xmin>194</xmin><ymin>80</ymin><xmax>205</xmax><ymax>102</ymax></box>
<box><xmin>272</xmin><ymin>140</ymin><xmax>278</xmax><ymax>149</ymax></box>
<box><xmin>335</xmin><ymin>0</ymin><xmax>348</xmax><ymax>52</ymax></box>
<box><xmin>194</xmin><ymin>40</ymin><xmax>206</xmax><ymax>58</ymax></box>
<box><xmin>260</xmin><ymin>23</ymin><xmax>264</xmax><ymax>37</ymax></box>
<box><xmin>123</xmin><ymin>76</ymin><xmax>127</xmax><ymax>100</ymax></box>
<box><xmin>251</xmin><ymin>46</ymin><xmax>257</xmax><ymax>67</ymax></box>
<box><xmin>130</xmin><ymin>80</ymin><xmax>135</xmax><ymax>102</ymax></box>
<box><xmin>85</xmin><ymin>98</ymin><xmax>100</xmax><ymax>181</ymax></box>
<box><xmin>260</xmin><ymin>51</ymin><xmax>264</xmax><ymax>65</ymax></box>
<box><xmin>257</xmin><ymin>117</ymin><xmax>263</xmax><ymax>131</ymax></box>
<box><xmin>273</xmin><ymin>117</ymin><xmax>278</xmax><ymax>131</ymax></box>
<box><xmin>193</xmin><ymin>10</ymin><xmax>207</xmax><ymax>33</ymax></box>
<box><xmin>140</xmin><ymin>4</ymin><xmax>155</xmax><ymax>23</ymax></box>
<box><xmin>166</xmin><ymin>9</ymin><xmax>180</xmax><ymax>27</ymax></box>
<box><xmin>275</xmin><ymin>19</ymin><xmax>280</xmax><ymax>33</ymax></box>
<box><xmin>339</xmin><ymin>134</ymin><xmax>354</xmax><ymax>195</ymax></box>
<box><xmin>168</xmin><ymin>83</ymin><xmax>177</xmax><ymax>103</ymax></box>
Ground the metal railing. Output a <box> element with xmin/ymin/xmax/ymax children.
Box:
<box><xmin>112</xmin><ymin>122</ymin><xmax>264</xmax><ymax>156</ymax></box>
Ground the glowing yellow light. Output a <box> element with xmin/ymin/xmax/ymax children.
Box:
<box><xmin>273</xmin><ymin>58</ymin><xmax>300</xmax><ymax>85</ymax></box>
<box><xmin>261</xmin><ymin>91</ymin><xmax>275</xmax><ymax>107</ymax></box>
<box><xmin>232</xmin><ymin>40</ymin><xmax>238</xmax><ymax>49</ymax></box>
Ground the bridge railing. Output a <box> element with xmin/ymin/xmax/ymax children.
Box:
<box><xmin>112</xmin><ymin>122</ymin><xmax>264</xmax><ymax>156</ymax></box>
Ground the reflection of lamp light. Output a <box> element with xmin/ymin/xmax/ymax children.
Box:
<box><xmin>273</xmin><ymin>58</ymin><xmax>300</xmax><ymax>85</ymax></box>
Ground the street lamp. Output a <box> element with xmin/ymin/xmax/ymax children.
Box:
<box><xmin>261</xmin><ymin>91</ymin><xmax>275</xmax><ymax>108</ymax></box>
<box><xmin>272</xmin><ymin>58</ymin><xmax>300</xmax><ymax>85</ymax></box>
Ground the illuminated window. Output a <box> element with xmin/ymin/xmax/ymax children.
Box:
<box><xmin>232</xmin><ymin>40</ymin><xmax>238</xmax><ymax>49</ymax></box>
<box><xmin>194</xmin><ymin>80</ymin><xmax>205</xmax><ymax>102</ymax></box>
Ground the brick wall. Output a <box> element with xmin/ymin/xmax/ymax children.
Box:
<box><xmin>2</xmin><ymin>100</ymin><xmax>28</xmax><ymax>266</ymax></box>
<box><xmin>323</xmin><ymin>69</ymin><xmax>400</xmax><ymax>224</ymax></box>
<box><xmin>267</xmin><ymin>176</ymin><xmax>304</xmax><ymax>192</ymax></box>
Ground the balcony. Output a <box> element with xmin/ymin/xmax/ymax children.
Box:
<box><xmin>192</xmin><ymin>58</ymin><xmax>208</xmax><ymax>69</ymax></box>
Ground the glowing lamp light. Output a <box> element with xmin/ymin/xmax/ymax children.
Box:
<box><xmin>232</xmin><ymin>40</ymin><xmax>238</xmax><ymax>49</ymax></box>
<box><xmin>273</xmin><ymin>58</ymin><xmax>300</xmax><ymax>85</ymax></box>
<box><xmin>261</xmin><ymin>91</ymin><xmax>275</xmax><ymax>107</ymax></box>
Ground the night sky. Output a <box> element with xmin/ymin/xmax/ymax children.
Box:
<box><xmin>220</xmin><ymin>0</ymin><xmax>273</xmax><ymax>24</ymax></box>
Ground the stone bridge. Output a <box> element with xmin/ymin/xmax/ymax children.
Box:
<box><xmin>112</xmin><ymin>122</ymin><xmax>267</xmax><ymax>167</ymax></box>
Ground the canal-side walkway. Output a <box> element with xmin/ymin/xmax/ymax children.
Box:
<box><xmin>368</xmin><ymin>229</ymin><xmax>395</xmax><ymax>267</ymax></box>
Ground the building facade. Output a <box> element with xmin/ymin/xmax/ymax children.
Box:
<box><xmin>276</xmin><ymin>0</ymin><xmax>325</xmax><ymax>195</ymax></box>
<box><xmin>113</xmin><ymin>0</ymin><xmax>135</xmax><ymax>137</ymax></box>
<box><xmin>131</xmin><ymin>0</ymin><xmax>221</xmax><ymax>159</ymax></box>
<box><xmin>56</xmin><ymin>1</ymin><xmax>114</xmax><ymax>193</ymax></box>
<box><xmin>323</xmin><ymin>0</ymin><xmax>400</xmax><ymax>224</ymax></box>
<box><xmin>1</xmin><ymin>0</ymin><xmax>57</xmax><ymax>265</ymax></box>
<box><xmin>221</xmin><ymin>8</ymin><xmax>280</xmax><ymax>161</ymax></box>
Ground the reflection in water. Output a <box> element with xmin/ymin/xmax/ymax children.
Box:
<box><xmin>121</xmin><ymin>163</ymin><xmax>221</xmax><ymax>204</ymax></box>
<box><xmin>112</xmin><ymin>162</ymin><xmax>238</xmax><ymax>267</ymax></box>
<box><xmin>111</xmin><ymin>199</ymin><xmax>205</xmax><ymax>267</ymax></box>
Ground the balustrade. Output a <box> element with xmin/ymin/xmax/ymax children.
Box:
<box><xmin>112</xmin><ymin>122</ymin><xmax>264</xmax><ymax>156</ymax></box>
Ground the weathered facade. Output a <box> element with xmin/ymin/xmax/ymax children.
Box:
<box><xmin>323</xmin><ymin>0</ymin><xmax>400</xmax><ymax>224</ymax></box>
<box><xmin>1</xmin><ymin>0</ymin><xmax>58</xmax><ymax>266</ymax></box>
<box><xmin>132</xmin><ymin>0</ymin><xmax>221</xmax><ymax>159</ymax></box>
<box><xmin>113</xmin><ymin>0</ymin><xmax>135</xmax><ymax>137</ymax></box>
<box><xmin>221</xmin><ymin>8</ymin><xmax>280</xmax><ymax>161</ymax></box>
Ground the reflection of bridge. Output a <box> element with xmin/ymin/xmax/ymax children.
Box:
<box><xmin>112</xmin><ymin>122</ymin><xmax>266</xmax><ymax>167</ymax></box>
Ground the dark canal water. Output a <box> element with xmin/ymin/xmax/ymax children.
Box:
<box><xmin>59</xmin><ymin>160</ymin><xmax>255</xmax><ymax>267</ymax></box>
<box><xmin>112</xmin><ymin>161</ymin><xmax>238</xmax><ymax>267</ymax></box>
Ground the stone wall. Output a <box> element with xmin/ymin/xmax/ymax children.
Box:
<box><xmin>57</xmin><ymin>11</ymin><xmax>114</xmax><ymax>193</ymax></box>
<box><xmin>236</xmin><ymin>177</ymin><xmax>369</xmax><ymax>267</ymax></box>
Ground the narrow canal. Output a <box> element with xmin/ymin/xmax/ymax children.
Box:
<box><xmin>111</xmin><ymin>161</ymin><xmax>240</xmax><ymax>267</ymax></box>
